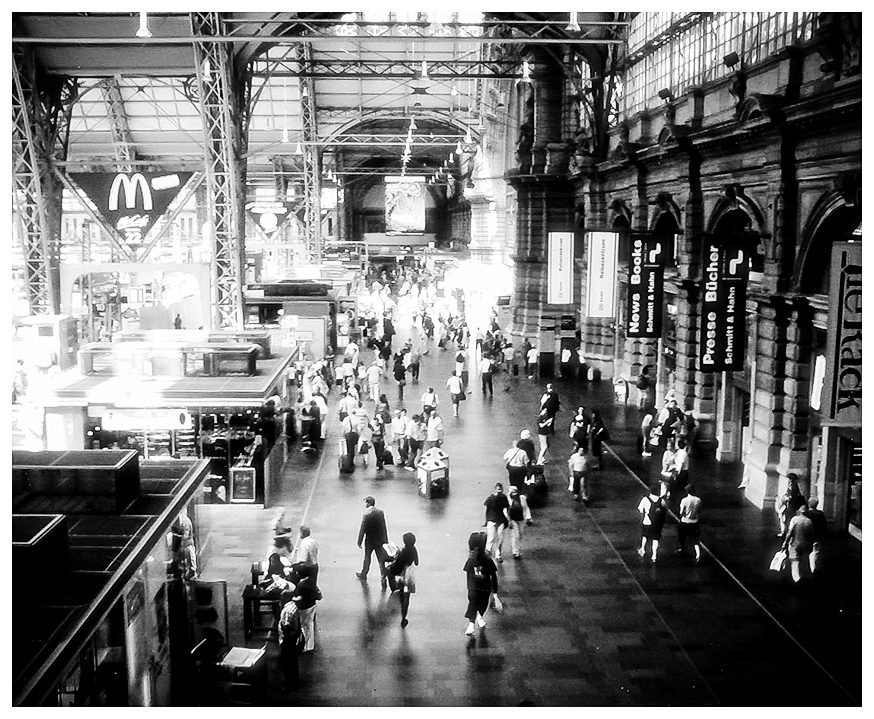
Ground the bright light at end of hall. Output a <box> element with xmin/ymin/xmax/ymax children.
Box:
<box><xmin>136</xmin><ymin>12</ymin><xmax>152</xmax><ymax>38</ymax></box>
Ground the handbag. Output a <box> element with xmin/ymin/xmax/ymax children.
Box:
<box><xmin>459</xmin><ymin>390</ymin><xmax>467</xmax><ymax>401</ymax></box>
<box><xmin>490</xmin><ymin>593</ymin><xmax>504</xmax><ymax>613</ymax></box>
<box><xmin>383</xmin><ymin>541</ymin><xmax>400</xmax><ymax>559</ymax></box>
<box><xmin>769</xmin><ymin>549</ymin><xmax>788</xmax><ymax>572</ymax></box>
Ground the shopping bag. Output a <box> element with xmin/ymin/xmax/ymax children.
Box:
<box><xmin>769</xmin><ymin>549</ymin><xmax>787</xmax><ymax>572</ymax></box>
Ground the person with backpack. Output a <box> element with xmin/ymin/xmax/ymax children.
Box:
<box><xmin>635</xmin><ymin>364</ymin><xmax>654</xmax><ymax>412</ymax></box>
<box><xmin>568</xmin><ymin>406</ymin><xmax>590</xmax><ymax>452</ymax></box>
<box><xmin>277</xmin><ymin>592</ymin><xmax>306</xmax><ymax>689</ymax></box>
<box><xmin>506</xmin><ymin>486</ymin><xmax>533</xmax><ymax>559</ymax></box>
<box><xmin>637</xmin><ymin>485</ymin><xmax>667</xmax><ymax>563</ymax></box>
<box><xmin>463</xmin><ymin>531</ymin><xmax>499</xmax><ymax>636</ymax></box>
<box><xmin>387</xmin><ymin>532</ymin><xmax>419</xmax><ymax>628</ymax></box>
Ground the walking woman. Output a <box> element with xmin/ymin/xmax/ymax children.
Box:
<box><xmin>389</xmin><ymin>532</ymin><xmax>419</xmax><ymax>628</ymax></box>
<box><xmin>568</xmin><ymin>406</ymin><xmax>590</xmax><ymax>452</ymax></box>
<box><xmin>463</xmin><ymin>531</ymin><xmax>499</xmax><ymax>636</ymax></box>
<box><xmin>589</xmin><ymin>410</ymin><xmax>609</xmax><ymax>470</ymax></box>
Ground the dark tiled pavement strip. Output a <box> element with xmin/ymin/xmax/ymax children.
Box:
<box><xmin>197</xmin><ymin>330</ymin><xmax>860</xmax><ymax>707</ymax></box>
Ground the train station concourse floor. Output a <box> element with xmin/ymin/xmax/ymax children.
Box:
<box><xmin>195</xmin><ymin>330</ymin><xmax>862</xmax><ymax>708</ymax></box>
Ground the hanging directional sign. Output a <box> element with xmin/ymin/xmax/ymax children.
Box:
<box><xmin>626</xmin><ymin>233</ymin><xmax>667</xmax><ymax>337</ymax></box>
<box><xmin>70</xmin><ymin>171</ymin><xmax>193</xmax><ymax>254</ymax></box>
<box><xmin>699</xmin><ymin>235</ymin><xmax>750</xmax><ymax>372</ymax></box>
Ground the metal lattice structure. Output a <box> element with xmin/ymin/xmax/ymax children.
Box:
<box><xmin>12</xmin><ymin>45</ymin><xmax>58</xmax><ymax>315</ymax></box>
<box><xmin>99</xmin><ymin>76</ymin><xmax>136</xmax><ymax>172</ymax></box>
<box><xmin>298</xmin><ymin>43</ymin><xmax>322</xmax><ymax>264</ymax></box>
<box><xmin>191</xmin><ymin>12</ymin><xmax>244</xmax><ymax>329</ymax></box>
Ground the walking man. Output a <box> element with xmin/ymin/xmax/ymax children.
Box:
<box><xmin>341</xmin><ymin>410</ymin><xmax>362</xmax><ymax>468</ymax></box>
<box><xmin>480</xmin><ymin>354</ymin><xmax>494</xmax><ymax>397</ymax></box>
<box><xmin>420</xmin><ymin>386</ymin><xmax>439</xmax><ymax>419</ymax></box>
<box><xmin>506</xmin><ymin>485</ymin><xmax>532</xmax><ymax>559</ymax></box>
<box><xmin>446</xmin><ymin>371</ymin><xmax>464</xmax><ymax>417</ymax></box>
<box><xmin>425</xmin><ymin>409</ymin><xmax>444</xmax><ymax>449</ymax></box>
<box><xmin>482</xmin><ymin>483</ymin><xmax>510</xmax><ymax>562</ymax></box>
<box><xmin>637</xmin><ymin>485</ymin><xmax>666</xmax><ymax>563</ymax></box>
<box><xmin>366</xmin><ymin>361</ymin><xmax>382</xmax><ymax>402</ymax></box>
<box><xmin>567</xmin><ymin>446</ymin><xmax>590</xmax><ymax>503</ymax></box>
<box><xmin>676</xmin><ymin>484</ymin><xmax>702</xmax><ymax>563</ymax></box>
<box><xmin>356</xmin><ymin>496</ymin><xmax>391</xmax><ymax>589</ymax></box>
<box><xmin>782</xmin><ymin>504</ymin><xmax>815</xmax><ymax>583</ymax></box>
<box><xmin>503</xmin><ymin>441</ymin><xmax>531</xmax><ymax>490</ymax></box>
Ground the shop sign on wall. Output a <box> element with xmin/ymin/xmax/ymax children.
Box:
<box><xmin>626</xmin><ymin>233</ymin><xmax>667</xmax><ymax>337</ymax></box>
<box><xmin>102</xmin><ymin>408</ymin><xmax>192</xmax><ymax>431</ymax></box>
<box><xmin>547</xmin><ymin>232</ymin><xmax>574</xmax><ymax>304</ymax></box>
<box><xmin>698</xmin><ymin>236</ymin><xmax>750</xmax><ymax>371</ymax></box>
<box><xmin>822</xmin><ymin>242</ymin><xmax>861</xmax><ymax>425</ymax></box>
<box><xmin>585</xmin><ymin>232</ymin><xmax>619</xmax><ymax>318</ymax></box>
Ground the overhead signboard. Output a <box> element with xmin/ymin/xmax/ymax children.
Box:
<box><xmin>547</xmin><ymin>232</ymin><xmax>574</xmax><ymax>304</ymax></box>
<box><xmin>101</xmin><ymin>408</ymin><xmax>192</xmax><ymax>431</ymax></box>
<box><xmin>627</xmin><ymin>233</ymin><xmax>667</xmax><ymax>337</ymax></box>
<box><xmin>699</xmin><ymin>236</ymin><xmax>750</xmax><ymax>372</ymax></box>
<box><xmin>585</xmin><ymin>232</ymin><xmax>619</xmax><ymax>318</ymax></box>
<box><xmin>822</xmin><ymin>242</ymin><xmax>861</xmax><ymax>425</ymax></box>
<box><xmin>70</xmin><ymin>171</ymin><xmax>193</xmax><ymax>255</ymax></box>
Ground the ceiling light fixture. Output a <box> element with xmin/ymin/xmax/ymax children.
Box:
<box><xmin>450</xmin><ymin>85</ymin><xmax>459</xmax><ymax>97</ymax></box>
<box><xmin>201</xmin><ymin>58</ymin><xmax>211</xmax><ymax>81</ymax></box>
<box><xmin>294</xmin><ymin>142</ymin><xmax>303</xmax><ymax>155</ymax></box>
<box><xmin>281</xmin><ymin>127</ymin><xmax>289</xmax><ymax>143</ymax></box>
<box><xmin>566</xmin><ymin>12</ymin><xmax>581</xmax><ymax>32</ymax></box>
<box><xmin>420</xmin><ymin>60</ymin><xmax>430</xmax><ymax>80</ymax></box>
<box><xmin>136</xmin><ymin>12</ymin><xmax>153</xmax><ymax>39</ymax></box>
<box><xmin>455</xmin><ymin>141</ymin><xmax>463</xmax><ymax>154</ymax></box>
<box><xmin>464</xmin><ymin>127</ymin><xmax>473</xmax><ymax>144</ymax></box>
<box><xmin>409</xmin><ymin>118</ymin><xmax>417</xmax><ymax>131</ymax></box>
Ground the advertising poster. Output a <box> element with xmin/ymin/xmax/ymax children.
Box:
<box><xmin>585</xmin><ymin>231</ymin><xmax>618</xmax><ymax>318</ymax></box>
<box><xmin>547</xmin><ymin>232</ymin><xmax>574</xmax><ymax>304</ymax></box>
<box><xmin>822</xmin><ymin>242</ymin><xmax>862</xmax><ymax>425</ymax></box>
<box><xmin>626</xmin><ymin>233</ymin><xmax>667</xmax><ymax>337</ymax></box>
<box><xmin>699</xmin><ymin>236</ymin><xmax>750</xmax><ymax>372</ymax></box>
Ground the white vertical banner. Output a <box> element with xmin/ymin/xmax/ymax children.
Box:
<box><xmin>547</xmin><ymin>231</ymin><xmax>574</xmax><ymax>304</ymax></box>
<box><xmin>586</xmin><ymin>231</ymin><xmax>619</xmax><ymax>318</ymax></box>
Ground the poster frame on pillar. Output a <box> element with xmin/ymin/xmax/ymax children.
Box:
<box><xmin>585</xmin><ymin>231</ymin><xmax>619</xmax><ymax>319</ymax></box>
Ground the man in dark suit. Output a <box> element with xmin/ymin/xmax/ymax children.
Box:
<box><xmin>356</xmin><ymin>495</ymin><xmax>391</xmax><ymax>589</ymax></box>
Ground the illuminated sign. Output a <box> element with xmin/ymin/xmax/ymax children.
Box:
<box><xmin>698</xmin><ymin>236</ymin><xmax>750</xmax><ymax>372</ymax></box>
<box><xmin>585</xmin><ymin>232</ymin><xmax>618</xmax><ymax>318</ymax></box>
<box><xmin>822</xmin><ymin>242</ymin><xmax>861</xmax><ymax>425</ymax></box>
<box><xmin>627</xmin><ymin>233</ymin><xmax>666</xmax><ymax>337</ymax></box>
<box><xmin>547</xmin><ymin>232</ymin><xmax>574</xmax><ymax>304</ymax></box>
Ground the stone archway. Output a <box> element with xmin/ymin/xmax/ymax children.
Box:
<box><xmin>796</xmin><ymin>192</ymin><xmax>861</xmax><ymax>294</ymax></box>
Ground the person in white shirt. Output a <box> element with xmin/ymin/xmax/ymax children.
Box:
<box><xmin>502</xmin><ymin>342</ymin><xmax>515</xmax><ymax>373</ymax></box>
<box><xmin>673</xmin><ymin>438</ymin><xmax>690</xmax><ymax>489</ymax></box>
<box><xmin>446</xmin><ymin>371</ymin><xmax>464</xmax><ymax>417</ymax></box>
<box><xmin>480</xmin><ymin>355</ymin><xmax>494</xmax><ymax>397</ymax></box>
<box><xmin>341</xmin><ymin>411</ymin><xmax>361</xmax><ymax>465</ymax></box>
<box><xmin>425</xmin><ymin>410</ymin><xmax>444</xmax><ymax>449</ymax></box>
<box><xmin>292</xmin><ymin>525</ymin><xmax>320</xmax><ymax>583</ymax></box>
<box><xmin>420</xmin><ymin>387</ymin><xmax>439</xmax><ymax>419</ymax></box>
<box><xmin>676</xmin><ymin>484</ymin><xmax>702</xmax><ymax>563</ymax></box>
<box><xmin>391</xmin><ymin>409</ymin><xmax>409</xmax><ymax>463</ymax></box>
<box><xmin>338</xmin><ymin>391</ymin><xmax>359</xmax><ymax>421</ymax></box>
<box><xmin>406</xmin><ymin>413</ymin><xmax>427</xmax><ymax>469</ymax></box>
<box><xmin>526</xmin><ymin>346</ymin><xmax>539</xmax><ymax>379</ymax></box>
<box><xmin>365</xmin><ymin>361</ymin><xmax>382</xmax><ymax>402</ymax></box>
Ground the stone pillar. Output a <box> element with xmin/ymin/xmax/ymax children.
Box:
<box><xmin>508</xmin><ymin>176</ymin><xmax>574</xmax><ymax>373</ymax></box>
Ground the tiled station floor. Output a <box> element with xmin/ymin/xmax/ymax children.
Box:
<box><xmin>197</xmin><ymin>326</ymin><xmax>861</xmax><ymax>707</ymax></box>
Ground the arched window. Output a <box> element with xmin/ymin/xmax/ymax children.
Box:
<box><xmin>799</xmin><ymin>206</ymin><xmax>862</xmax><ymax>295</ymax></box>
<box><xmin>713</xmin><ymin>208</ymin><xmax>764</xmax><ymax>274</ymax></box>
<box><xmin>653</xmin><ymin>212</ymin><xmax>678</xmax><ymax>267</ymax></box>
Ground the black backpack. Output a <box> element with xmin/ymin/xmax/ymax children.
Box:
<box><xmin>509</xmin><ymin>498</ymin><xmax>524</xmax><ymax>521</ymax></box>
<box><xmin>649</xmin><ymin>497</ymin><xmax>665</xmax><ymax>526</ymax></box>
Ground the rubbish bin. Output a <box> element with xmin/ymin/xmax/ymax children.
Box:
<box><xmin>416</xmin><ymin>449</ymin><xmax>450</xmax><ymax>498</ymax></box>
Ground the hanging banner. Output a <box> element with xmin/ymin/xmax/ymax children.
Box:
<box><xmin>699</xmin><ymin>236</ymin><xmax>750</xmax><ymax>371</ymax></box>
<box><xmin>585</xmin><ymin>231</ymin><xmax>618</xmax><ymax>318</ymax></box>
<box><xmin>627</xmin><ymin>233</ymin><xmax>667</xmax><ymax>337</ymax></box>
<box><xmin>70</xmin><ymin>171</ymin><xmax>194</xmax><ymax>254</ymax></box>
<box><xmin>822</xmin><ymin>242</ymin><xmax>861</xmax><ymax>425</ymax></box>
<box><xmin>547</xmin><ymin>232</ymin><xmax>574</xmax><ymax>304</ymax></box>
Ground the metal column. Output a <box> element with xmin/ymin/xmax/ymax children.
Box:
<box><xmin>11</xmin><ymin>45</ymin><xmax>66</xmax><ymax>316</ymax></box>
<box><xmin>191</xmin><ymin>12</ymin><xmax>244</xmax><ymax>329</ymax></box>
<box><xmin>297</xmin><ymin>43</ymin><xmax>322</xmax><ymax>263</ymax></box>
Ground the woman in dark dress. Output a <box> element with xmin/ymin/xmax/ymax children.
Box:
<box><xmin>462</xmin><ymin>532</ymin><xmax>498</xmax><ymax>636</ymax></box>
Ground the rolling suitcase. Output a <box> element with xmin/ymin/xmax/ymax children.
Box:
<box><xmin>338</xmin><ymin>439</ymin><xmax>354</xmax><ymax>473</ymax></box>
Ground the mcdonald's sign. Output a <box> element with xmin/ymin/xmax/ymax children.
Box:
<box><xmin>70</xmin><ymin>171</ymin><xmax>193</xmax><ymax>252</ymax></box>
